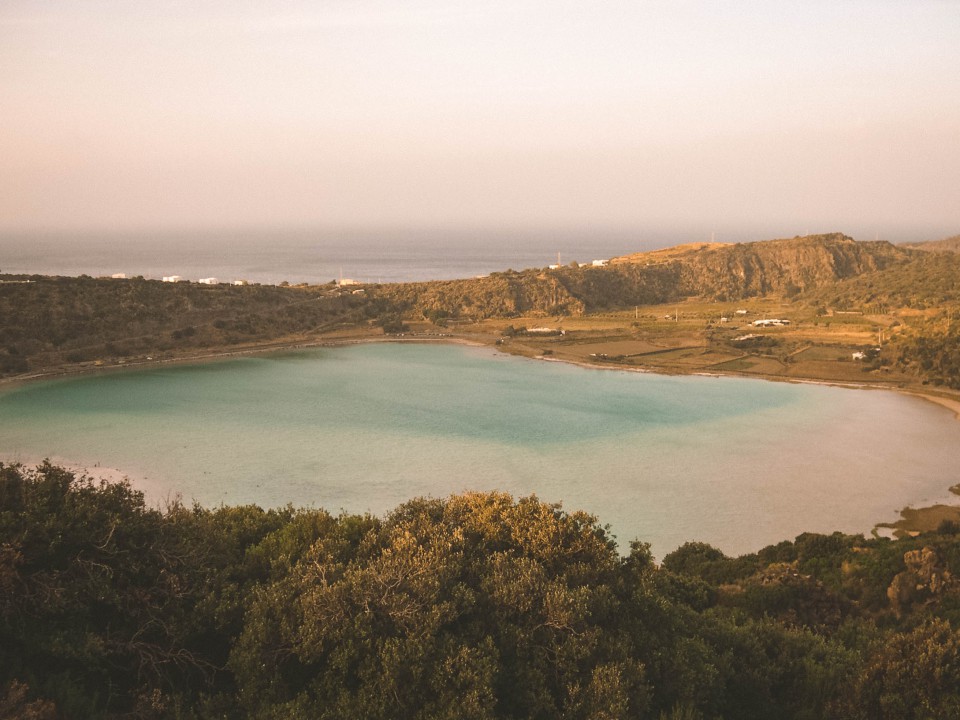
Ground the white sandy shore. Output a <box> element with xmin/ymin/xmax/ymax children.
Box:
<box><xmin>0</xmin><ymin>452</ymin><xmax>180</xmax><ymax>510</ymax></box>
<box><xmin>911</xmin><ymin>393</ymin><xmax>960</xmax><ymax>421</ymax></box>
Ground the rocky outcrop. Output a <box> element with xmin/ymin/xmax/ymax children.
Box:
<box><xmin>610</xmin><ymin>233</ymin><xmax>913</xmax><ymax>302</ymax></box>
<box><xmin>887</xmin><ymin>546</ymin><xmax>954</xmax><ymax>616</ymax></box>
<box><xmin>372</xmin><ymin>233</ymin><xmax>917</xmax><ymax>318</ymax></box>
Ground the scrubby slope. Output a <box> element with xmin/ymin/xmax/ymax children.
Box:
<box><xmin>4</xmin><ymin>463</ymin><xmax>960</xmax><ymax>719</ymax></box>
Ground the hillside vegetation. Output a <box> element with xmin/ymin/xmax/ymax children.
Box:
<box><xmin>4</xmin><ymin>463</ymin><xmax>960</xmax><ymax>719</ymax></box>
<box><xmin>802</xmin><ymin>251</ymin><xmax>960</xmax><ymax>389</ymax></box>
<box><xmin>0</xmin><ymin>275</ymin><xmax>383</xmax><ymax>375</ymax></box>
<box><xmin>371</xmin><ymin>233</ymin><xmax>913</xmax><ymax>319</ymax></box>
<box><xmin>1</xmin><ymin>232</ymin><xmax>958</xmax><ymax>389</ymax></box>
<box><xmin>903</xmin><ymin>234</ymin><xmax>960</xmax><ymax>254</ymax></box>
<box><xmin>606</xmin><ymin>233</ymin><xmax>910</xmax><ymax>301</ymax></box>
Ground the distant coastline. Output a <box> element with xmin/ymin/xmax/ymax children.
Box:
<box><xmin>0</xmin><ymin>227</ymin><xmax>660</xmax><ymax>286</ymax></box>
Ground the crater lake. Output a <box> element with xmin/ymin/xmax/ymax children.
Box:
<box><xmin>2</xmin><ymin>342</ymin><xmax>958</xmax><ymax>558</ymax></box>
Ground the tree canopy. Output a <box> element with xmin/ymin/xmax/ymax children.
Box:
<box><xmin>3</xmin><ymin>463</ymin><xmax>960</xmax><ymax>718</ymax></box>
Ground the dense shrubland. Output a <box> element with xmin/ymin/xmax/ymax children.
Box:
<box><xmin>0</xmin><ymin>275</ymin><xmax>383</xmax><ymax>373</ymax></box>
<box><xmin>890</xmin><ymin>322</ymin><xmax>960</xmax><ymax>389</ymax></box>
<box><xmin>4</xmin><ymin>463</ymin><xmax>960</xmax><ymax>719</ymax></box>
<box><xmin>810</xmin><ymin>251</ymin><xmax>960</xmax><ymax>312</ymax></box>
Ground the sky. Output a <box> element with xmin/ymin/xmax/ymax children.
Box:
<box><xmin>1</xmin><ymin>0</ymin><xmax>958</xmax><ymax>242</ymax></box>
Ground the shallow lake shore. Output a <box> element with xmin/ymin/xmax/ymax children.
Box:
<box><xmin>3</xmin><ymin>335</ymin><xmax>960</xmax><ymax>556</ymax></box>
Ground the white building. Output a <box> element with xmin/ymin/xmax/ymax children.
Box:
<box><xmin>111</xmin><ymin>273</ymin><xmax>127</xmax><ymax>279</ymax></box>
<box><xmin>198</xmin><ymin>277</ymin><xmax>219</xmax><ymax>285</ymax></box>
<box><xmin>233</xmin><ymin>279</ymin><xmax>248</xmax><ymax>286</ymax></box>
<box><xmin>162</xmin><ymin>275</ymin><xmax>182</xmax><ymax>283</ymax></box>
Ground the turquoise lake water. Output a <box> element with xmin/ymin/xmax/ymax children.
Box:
<box><xmin>2</xmin><ymin>343</ymin><xmax>959</xmax><ymax>558</ymax></box>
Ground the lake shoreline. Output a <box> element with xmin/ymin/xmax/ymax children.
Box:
<box><xmin>3</xmin><ymin>328</ymin><xmax>958</xmax><ymax>414</ymax></box>
<box><xmin>3</xmin><ymin>333</ymin><xmax>960</xmax><ymax>552</ymax></box>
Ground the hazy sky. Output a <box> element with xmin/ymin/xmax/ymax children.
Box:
<box><xmin>1</xmin><ymin>1</ymin><xmax>958</xmax><ymax>240</ymax></box>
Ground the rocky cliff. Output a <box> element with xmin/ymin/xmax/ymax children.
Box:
<box><xmin>372</xmin><ymin>233</ymin><xmax>916</xmax><ymax>318</ymax></box>
<box><xmin>603</xmin><ymin>233</ymin><xmax>912</xmax><ymax>304</ymax></box>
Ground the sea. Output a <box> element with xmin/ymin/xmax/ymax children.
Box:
<box><xmin>3</xmin><ymin>342</ymin><xmax>959</xmax><ymax>559</ymax></box>
<box><xmin>0</xmin><ymin>226</ymin><xmax>748</xmax><ymax>284</ymax></box>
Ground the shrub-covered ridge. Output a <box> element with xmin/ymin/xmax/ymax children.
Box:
<box><xmin>4</xmin><ymin>463</ymin><xmax>960</xmax><ymax>718</ymax></box>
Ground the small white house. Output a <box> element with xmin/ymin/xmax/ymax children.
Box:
<box><xmin>233</xmin><ymin>279</ymin><xmax>248</xmax><ymax>286</ymax></box>
<box><xmin>338</xmin><ymin>278</ymin><xmax>360</xmax><ymax>286</ymax></box>
<box><xmin>852</xmin><ymin>351</ymin><xmax>867</xmax><ymax>361</ymax></box>
<box><xmin>735</xmin><ymin>309</ymin><xmax>748</xmax><ymax>315</ymax></box>
<box><xmin>198</xmin><ymin>277</ymin><xmax>219</xmax><ymax>285</ymax></box>
<box><xmin>111</xmin><ymin>273</ymin><xmax>127</xmax><ymax>279</ymax></box>
<box><xmin>592</xmin><ymin>259</ymin><xmax>608</xmax><ymax>267</ymax></box>
<box><xmin>162</xmin><ymin>275</ymin><xmax>182</xmax><ymax>283</ymax></box>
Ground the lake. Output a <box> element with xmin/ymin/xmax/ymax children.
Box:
<box><xmin>2</xmin><ymin>342</ymin><xmax>958</xmax><ymax>558</ymax></box>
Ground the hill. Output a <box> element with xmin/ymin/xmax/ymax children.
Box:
<box><xmin>2</xmin><ymin>232</ymin><xmax>958</xmax><ymax>390</ymax></box>
<box><xmin>0</xmin><ymin>275</ymin><xmax>384</xmax><ymax>376</ymax></box>
<box><xmin>582</xmin><ymin>232</ymin><xmax>910</xmax><ymax>305</ymax></box>
<box><xmin>371</xmin><ymin>233</ymin><xmax>915</xmax><ymax>319</ymax></box>
<box><xmin>810</xmin><ymin>250</ymin><xmax>960</xmax><ymax>312</ymax></box>
<box><xmin>903</xmin><ymin>234</ymin><xmax>960</xmax><ymax>253</ymax></box>
<box><xmin>806</xmin><ymin>250</ymin><xmax>960</xmax><ymax>389</ymax></box>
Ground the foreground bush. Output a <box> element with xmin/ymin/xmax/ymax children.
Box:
<box><xmin>3</xmin><ymin>463</ymin><xmax>960</xmax><ymax>718</ymax></box>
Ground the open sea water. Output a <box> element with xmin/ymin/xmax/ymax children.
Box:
<box><xmin>2</xmin><ymin>343</ymin><xmax>959</xmax><ymax>558</ymax></box>
<box><xmin>0</xmin><ymin>226</ymin><xmax>720</xmax><ymax>284</ymax></box>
